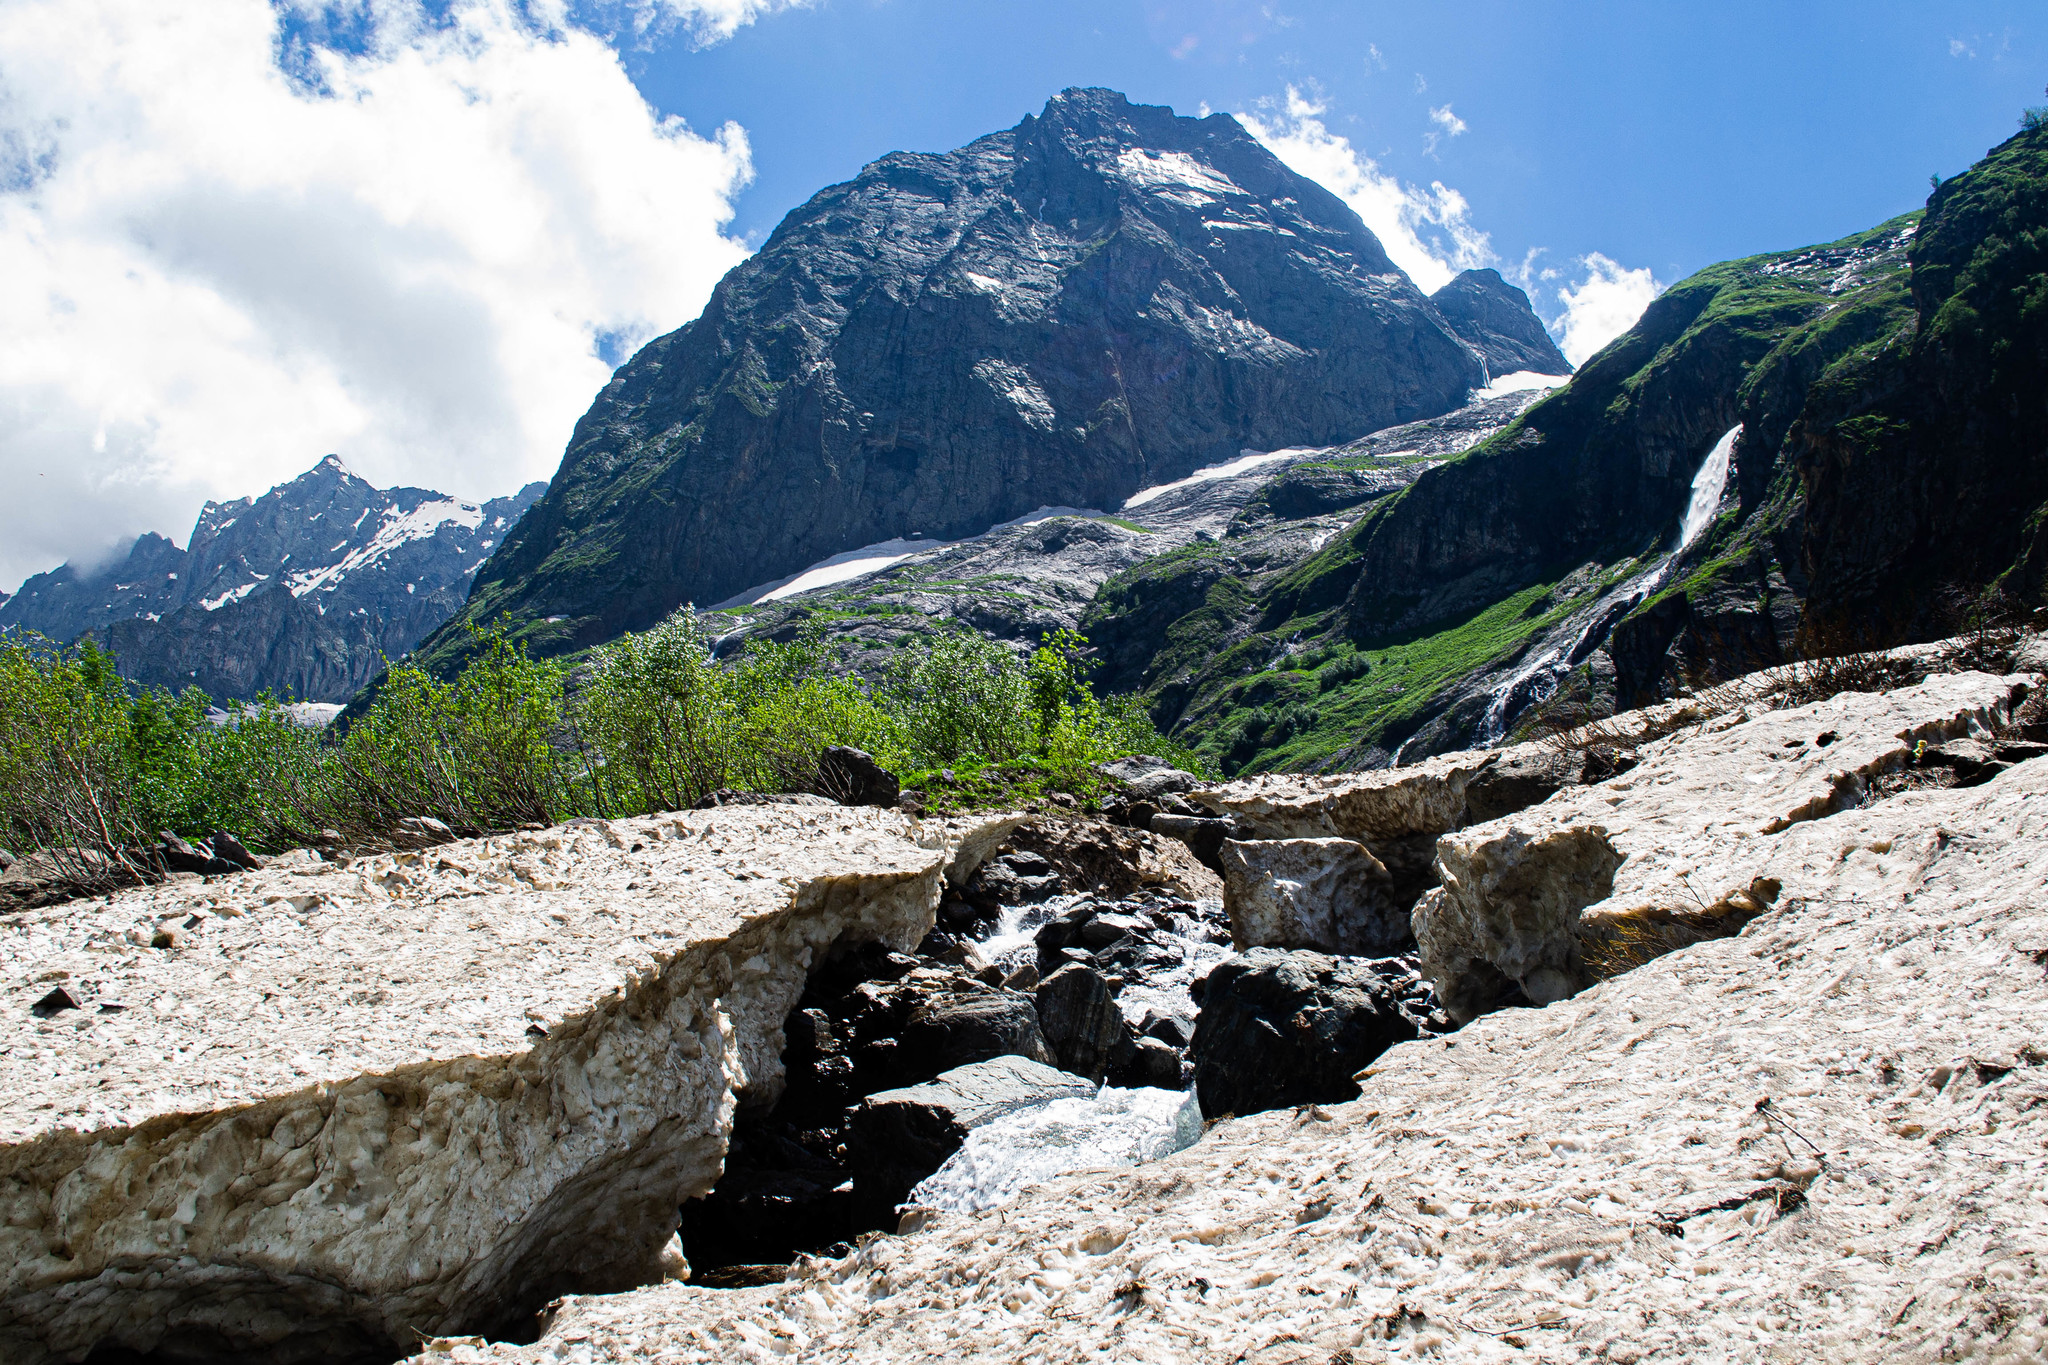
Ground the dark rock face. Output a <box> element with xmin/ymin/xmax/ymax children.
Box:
<box><xmin>422</xmin><ymin>86</ymin><xmax>1487</xmax><ymax>673</ymax></box>
<box><xmin>0</xmin><ymin>456</ymin><xmax>544</xmax><ymax>702</ymax></box>
<box><xmin>1429</xmin><ymin>268</ymin><xmax>1572</xmax><ymax>378</ymax></box>
<box><xmin>679</xmin><ymin>939</ymin><xmax>1056</xmax><ymax>1270</ymax></box>
<box><xmin>1033</xmin><ymin>963</ymin><xmax>1132</xmax><ymax>1082</ymax></box>
<box><xmin>1189</xmin><ymin>948</ymin><xmax>1442</xmax><ymax>1116</ymax></box>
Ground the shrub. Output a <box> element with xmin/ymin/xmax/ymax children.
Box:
<box><xmin>0</xmin><ymin>636</ymin><xmax>328</xmax><ymax>885</ymax></box>
<box><xmin>1</xmin><ymin>611</ymin><xmax>1200</xmax><ymax>893</ymax></box>
<box><xmin>328</xmin><ymin>626</ymin><xmax>571</xmax><ymax>835</ymax></box>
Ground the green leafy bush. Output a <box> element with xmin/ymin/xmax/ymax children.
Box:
<box><xmin>0</xmin><ymin>635</ymin><xmax>327</xmax><ymax>886</ymax></box>
<box><xmin>1</xmin><ymin>610</ymin><xmax>1199</xmax><ymax>892</ymax></box>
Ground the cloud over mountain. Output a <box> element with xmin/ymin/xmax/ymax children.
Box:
<box><xmin>0</xmin><ymin>0</ymin><xmax>759</xmax><ymax>591</ymax></box>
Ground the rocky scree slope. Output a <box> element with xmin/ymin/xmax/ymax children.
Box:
<box><xmin>701</xmin><ymin>387</ymin><xmax>1550</xmax><ymax>680</ymax></box>
<box><xmin>412</xmin><ymin>649</ymin><xmax>2048</xmax><ymax>1364</ymax></box>
<box><xmin>0</xmin><ymin>456</ymin><xmax>544</xmax><ymax>703</ymax></box>
<box><xmin>417</xmin><ymin>87</ymin><xmax>1503</xmax><ymax>677</ymax></box>
<box><xmin>1089</xmin><ymin>122</ymin><xmax>2048</xmax><ymax>777</ymax></box>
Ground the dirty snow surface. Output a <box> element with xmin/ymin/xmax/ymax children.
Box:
<box><xmin>418</xmin><ymin>725</ymin><xmax>2048</xmax><ymax>1363</ymax></box>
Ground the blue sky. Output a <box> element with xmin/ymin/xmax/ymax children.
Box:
<box><xmin>0</xmin><ymin>0</ymin><xmax>2038</xmax><ymax>591</ymax></box>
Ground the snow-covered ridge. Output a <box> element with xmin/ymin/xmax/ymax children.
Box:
<box><xmin>286</xmin><ymin>498</ymin><xmax>486</xmax><ymax>597</ymax></box>
<box><xmin>1122</xmin><ymin>448</ymin><xmax>1309</xmax><ymax>509</ymax></box>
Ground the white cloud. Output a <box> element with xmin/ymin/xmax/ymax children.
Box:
<box><xmin>1239</xmin><ymin>86</ymin><xmax>1491</xmax><ymax>292</ymax></box>
<box><xmin>0</xmin><ymin>0</ymin><xmax>762</xmax><ymax>592</ymax></box>
<box><xmin>1423</xmin><ymin>103</ymin><xmax>1466</xmax><ymax>156</ymax></box>
<box><xmin>589</xmin><ymin>0</ymin><xmax>809</xmax><ymax>46</ymax></box>
<box><xmin>1554</xmin><ymin>253</ymin><xmax>1662</xmax><ymax>366</ymax></box>
<box><xmin>1949</xmin><ymin>37</ymin><xmax>1974</xmax><ymax>57</ymax></box>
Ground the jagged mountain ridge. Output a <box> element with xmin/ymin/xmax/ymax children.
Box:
<box><xmin>412</xmin><ymin>87</ymin><xmax>1555</xmax><ymax>677</ymax></box>
<box><xmin>0</xmin><ymin>457</ymin><xmax>545</xmax><ymax>702</ymax></box>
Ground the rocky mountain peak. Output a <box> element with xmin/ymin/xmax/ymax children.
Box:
<box><xmin>1429</xmin><ymin>267</ymin><xmax>1572</xmax><ymax>378</ymax></box>
<box><xmin>420</xmin><ymin>88</ymin><xmax>1490</xmax><ymax>672</ymax></box>
<box><xmin>0</xmin><ymin>459</ymin><xmax>546</xmax><ymax>701</ymax></box>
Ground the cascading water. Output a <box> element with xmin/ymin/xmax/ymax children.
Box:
<box><xmin>1474</xmin><ymin>424</ymin><xmax>1742</xmax><ymax>745</ymax></box>
<box><xmin>932</xmin><ymin>895</ymin><xmax>1226</xmax><ymax>1212</ymax></box>
<box><xmin>909</xmin><ymin>1085</ymin><xmax>1204</xmax><ymax>1214</ymax></box>
<box><xmin>1679</xmin><ymin>425</ymin><xmax>1738</xmax><ymax>550</ymax></box>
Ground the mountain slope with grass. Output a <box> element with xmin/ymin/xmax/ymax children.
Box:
<box><xmin>1091</xmin><ymin>120</ymin><xmax>2047</xmax><ymax>776</ymax></box>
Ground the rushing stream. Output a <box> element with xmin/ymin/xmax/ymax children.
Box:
<box><xmin>914</xmin><ymin>895</ymin><xmax>1227</xmax><ymax>1213</ymax></box>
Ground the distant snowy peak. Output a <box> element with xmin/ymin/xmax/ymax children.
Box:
<box><xmin>0</xmin><ymin>457</ymin><xmax>547</xmax><ymax>658</ymax></box>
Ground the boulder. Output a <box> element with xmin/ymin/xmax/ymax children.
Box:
<box><xmin>1096</xmin><ymin>755</ymin><xmax>1199</xmax><ymax>802</ymax></box>
<box><xmin>960</xmin><ymin>849</ymin><xmax>1065</xmax><ymax>911</ymax></box>
<box><xmin>1003</xmin><ymin>817</ymin><xmax>1221</xmax><ymax>902</ymax></box>
<box><xmin>1114</xmin><ymin>1035</ymin><xmax>1187</xmax><ymax>1090</ymax></box>
<box><xmin>153</xmin><ymin>830</ymin><xmax>239</xmax><ymax>876</ymax></box>
<box><xmin>0</xmin><ymin>804</ymin><xmax>1019</xmax><ymax>1364</ymax></box>
<box><xmin>1145</xmin><ymin>813</ymin><xmax>1234</xmax><ymax>875</ymax></box>
<box><xmin>846</xmin><ymin>1056</ymin><xmax>1092</xmax><ymax>1226</ymax></box>
<box><xmin>817</xmin><ymin>746</ymin><xmax>902</xmax><ymax>808</ymax></box>
<box><xmin>1032</xmin><ymin>963</ymin><xmax>1132</xmax><ymax>1082</ymax></box>
<box><xmin>1216</xmin><ymin>837</ymin><xmax>1407</xmax><ymax>956</ymax></box>
<box><xmin>207</xmin><ymin>830</ymin><xmax>266</xmax><ymax>871</ymax></box>
<box><xmin>1420</xmin><ymin>670</ymin><xmax>2029</xmax><ymax>1021</ymax></box>
<box><xmin>899</xmin><ymin>990</ymin><xmax>1056</xmax><ymax>1077</ymax></box>
<box><xmin>1188</xmin><ymin>948</ymin><xmax>1437</xmax><ymax>1117</ymax></box>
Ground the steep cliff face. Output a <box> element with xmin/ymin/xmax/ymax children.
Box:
<box><xmin>0</xmin><ymin>457</ymin><xmax>544</xmax><ymax>702</ymax></box>
<box><xmin>1428</xmin><ymin>268</ymin><xmax>1572</xmax><ymax>378</ymax></box>
<box><xmin>419</xmin><ymin>87</ymin><xmax>1497</xmax><ymax>676</ymax></box>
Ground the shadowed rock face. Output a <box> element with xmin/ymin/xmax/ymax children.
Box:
<box><xmin>1428</xmin><ymin>268</ymin><xmax>1572</xmax><ymax>378</ymax></box>
<box><xmin>423</xmin><ymin>86</ymin><xmax>1490</xmax><ymax>672</ymax></box>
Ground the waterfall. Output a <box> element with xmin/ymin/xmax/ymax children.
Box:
<box><xmin>1473</xmin><ymin>424</ymin><xmax>1744</xmax><ymax>746</ymax></box>
<box><xmin>1679</xmin><ymin>425</ymin><xmax>1739</xmax><ymax>550</ymax></box>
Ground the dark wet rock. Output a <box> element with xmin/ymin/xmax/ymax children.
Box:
<box><xmin>817</xmin><ymin>746</ymin><xmax>901</xmax><ymax>808</ymax></box>
<box><xmin>847</xmin><ymin>1056</ymin><xmax>1093</xmax><ymax>1226</ymax></box>
<box><xmin>154</xmin><ymin>832</ymin><xmax>239</xmax><ymax>877</ymax></box>
<box><xmin>1139</xmin><ymin>1009</ymin><xmax>1195</xmax><ymax>1049</ymax></box>
<box><xmin>683</xmin><ymin>936</ymin><xmax>1056</xmax><ymax>1272</ymax></box>
<box><xmin>1190</xmin><ymin>948</ymin><xmax>1442</xmax><ymax>1117</ymax></box>
<box><xmin>207</xmin><ymin>831</ymin><xmax>264</xmax><ymax>872</ymax></box>
<box><xmin>1034</xmin><ymin>963</ymin><xmax>1133</xmax><ymax>1083</ymax></box>
<box><xmin>1116</xmin><ymin>1035</ymin><xmax>1187</xmax><ymax>1090</ymax></box>
<box><xmin>962</xmin><ymin>850</ymin><xmax>1065</xmax><ymax>912</ymax></box>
